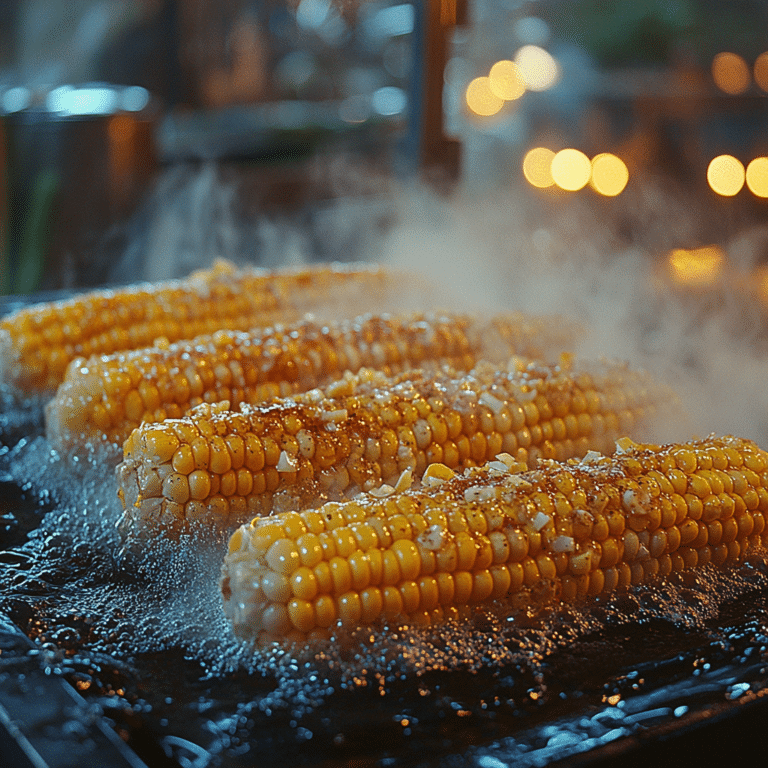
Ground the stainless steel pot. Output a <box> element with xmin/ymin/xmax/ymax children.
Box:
<box><xmin>0</xmin><ymin>83</ymin><xmax>156</xmax><ymax>294</ymax></box>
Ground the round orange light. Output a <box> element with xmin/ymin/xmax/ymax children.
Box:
<box><xmin>551</xmin><ymin>148</ymin><xmax>591</xmax><ymax>191</ymax></box>
<box><xmin>522</xmin><ymin>147</ymin><xmax>555</xmax><ymax>188</ymax></box>
<box><xmin>712</xmin><ymin>52</ymin><xmax>750</xmax><ymax>95</ymax></box>
<box><xmin>514</xmin><ymin>45</ymin><xmax>560</xmax><ymax>91</ymax></box>
<box><xmin>488</xmin><ymin>60</ymin><xmax>526</xmax><ymax>101</ymax></box>
<box><xmin>746</xmin><ymin>157</ymin><xmax>768</xmax><ymax>197</ymax></box>
<box><xmin>465</xmin><ymin>76</ymin><xmax>504</xmax><ymax>116</ymax></box>
<box><xmin>754</xmin><ymin>52</ymin><xmax>768</xmax><ymax>92</ymax></box>
<box><xmin>707</xmin><ymin>155</ymin><xmax>745</xmax><ymax>196</ymax></box>
<box><xmin>589</xmin><ymin>153</ymin><xmax>629</xmax><ymax>196</ymax></box>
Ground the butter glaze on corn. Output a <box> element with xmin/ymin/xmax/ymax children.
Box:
<box><xmin>0</xmin><ymin>259</ymin><xmax>402</xmax><ymax>394</ymax></box>
<box><xmin>46</xmin><ymin>311</ymin><xmax>582</xmax><ymax>452</ymax></box>
<box><xmin>220</xmin><ymin>435</ymin><xmax>768</xmax><ymax>643</ymax></box>
<box><xmin>116</xmin><ymin>356</ymin><xmax>678</xmax><ymax>541</ymax></box>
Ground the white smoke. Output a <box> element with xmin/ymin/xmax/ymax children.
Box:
<box><xmin>380</xmin><ymin>177</ymin><xmax>768</xmax><ymax>446</ymax></box>
<box><xmin>118</xmin><ymin>159</ymin><xmax>768</xmax><ymax>448</ymax></box>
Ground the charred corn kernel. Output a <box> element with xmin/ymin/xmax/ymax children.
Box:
<box><xmin>47</xmin><ymin>310</ymin><xmax>583</xmax><ymax>453</ymax></box>
<box><xmin>4</xmin><ymin>259</ymin><xmax>412</xmax><ymax>396</ymax></box>
<box><xmin>221</xmin><ymin>435</ymin><xmax>768</xmax><ymax>642</ymax></box>
<box><xmin>118</xmin><ymin>356</ymin><xmax>679</xmax><ymax>542</ymax></box>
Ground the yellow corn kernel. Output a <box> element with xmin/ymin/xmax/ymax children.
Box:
<box><xmin>360</xmin><ymin>587</ymin><xmax>384</xmax><ymax>622</ymax></box>
<box><xmin>348</xmin><ymin>550</ymin><xmax>371</xmax><ymax>591</ymax></box>
<box><xmin>118</xmin><ymin>355</ymin><xmax>679</xmax><ymax>543</ymax></box>
<box><xmin>290</xmin><ymin>567</ymin><xmax>318</xmax><ymax>601</ymax></box>
<box><xmin>221</xmin><ymin>434</ymin><xmax>768</xmax><ymax>642</ymax></box>
<box><xmin>288</xmin><ymin>599</ymin><xmax>315</xmax><ymax>633</ymax></box>
<box><xmin>382</xmin><ymin>586</ymin><xmax>404</xmax><ymax>616</ymax></box>
<box><xmin>19</xmin><ymin>260</ymin><xmax>401</xmax><ymax>400</ymax></box>
<box><xmin>314</xmin><ymin>595</ymin><xmax>337</xmax><ymax>628</ymax></box>
<box><xmin>47</xmin><ymin>308</ymin><xmax>585</xmax><ymax>452</ymax></box>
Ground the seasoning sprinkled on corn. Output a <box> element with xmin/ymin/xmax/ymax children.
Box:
<box><xmin>116</xmin><ymin>356</ymin><xmax>679</xmax><ymax>542</ymax></box>
<box><xmin>0</xmin><ymin>259</ymin><xmax>405</xmax><ymax>395</ymax></box>
<box><xmin>220</xmin><ymin>434</ymin><xmax>768</xmax><ymax>644</ymax></box>
<box><xmin>46</xmin><ymin>311</ymin><xmax>582</xmax><ymax>452</ymax></box>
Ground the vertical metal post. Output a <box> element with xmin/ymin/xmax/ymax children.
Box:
<box><xmin>406</xmin><ymin>0</ymin><xmax>466</xmax><ymax>182</ymax></box>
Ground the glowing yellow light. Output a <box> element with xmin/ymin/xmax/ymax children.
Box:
<box><xmin>712</xmin><ymin>52</ymin><xmax>750</xmax><ymax>95</ymax></box>
<box><xmin>465</xmin><ymin>76</ymin><xmax>504</xmax><ymax>116</ymax></box>
<box><xmin>746</xmin><ymin>157</ymin><xmax>768</xmax><ymax>197</ymax></box>
<box><xmin>551</xmin><ymin>148</ymin><xmax>591</xmax><ymax>191</ymax></box>
<box><xmin>754</xmin><ymin>52</ymin><xmax>768</xmax><ymax>92</ymax></box>
<box><xmin>707</xmin><ymin>155</ymin><xmax>745</xmax><ymax>196</ymax></box>
<box><xmin>514</xmin><ymin>45</ymin><xmax>560</xmax><ymax>91</ymax></box>
<box><xmin>589</xmin><ymin>153</ymin><xmax>629</xmax><ymax>196</ymax></box>
<box><xmin>488</xmin><ymin>60</ymin><xmax>526</xmax><ymax>101</ymax></box>
<box><xmin>668</xmin><ymin>246</ymin><xmax>725</xmax><ymax>287</ymax></box>
<box><xmin>522</xmin><ymin>147</ymin><xmax>555</xmax><ymax>188</ymax></box>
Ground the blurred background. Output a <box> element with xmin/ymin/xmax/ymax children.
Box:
<box><xmin>1</xmin><ymin>0</ymin><xmax>768</xmax><ymax>302</ymax></box>
<box><xmin>4</xmin><ymin>7</ymin><xmax>768</xmax><ymax>766</ymax></box>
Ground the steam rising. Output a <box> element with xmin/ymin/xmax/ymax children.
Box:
<box><xmin>379</xmin><ymin>180</ymin><xmax>768</xmax><ymax>446</ymax></box>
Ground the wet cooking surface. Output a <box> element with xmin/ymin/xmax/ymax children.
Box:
<box><xmin>1</xmin><ymin>431</ymin><xmax>768</xmax><ymax>768</ymax></box>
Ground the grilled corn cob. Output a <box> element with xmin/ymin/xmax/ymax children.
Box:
<box><xmin>47</xmin><ymin>311</ymin><xmax>582</xmax><ymax>452</ymax></box>
<box><xmin>0</xmin><ymin>259</ymin><xmax>402</xmax><ymax>394</ymax></box>
<box><xmin>116</xmin><ymin>356</ymin><xmax>678</xmax><ymax>541</ymax></box>
<box><xmin>221</xmin><ymin>434</ymin><xmax>768</xmax><ymax>643</ymax></box>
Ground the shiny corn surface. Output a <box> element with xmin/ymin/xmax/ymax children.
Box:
<box><xmin>46</xmin><ymin>311</ymin><xmax>581</xmax><ymax>452</ymax></box>
<box><xmin>220</xmin><ymin>435</ymin><xmax>768</xmax><ymax>643</ymax></box>
<box><xmin>116</xmin><ymin>356</ymin><xmax>678</xmax><ymax>541</ymax></box>
<box><xmin>0</xmin><ymin>259</ymin><xmax>398</xmax><ymax>394</ymax></box>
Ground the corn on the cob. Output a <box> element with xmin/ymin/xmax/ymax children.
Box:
<box><xmin>116</xmin><ymin>356</ymin><xmax>678</xmax><ymax>542</ymax></box>
<box><xmin>0</xmin><ymin>259</ymin><xmax>402</xmax><ymax>394</ymax></box>
<box><xmin>46</xmin><ymin>311</ymin><xmax>582</xmax><ymax>452</ymax></box>
<box><xmin>220</xmin><ymin>434</ymin><xmax>768</xmax><ymax>643</ymax></box>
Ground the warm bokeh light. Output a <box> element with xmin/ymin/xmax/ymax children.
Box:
<box><xmin>522</xmin><ymin>147</ymin><xmax>555</xmax><ymax>188</ymax></box>
<box><xmin>755</xmin><ymin>52</ymin><xmax>768</xmax><ymax>92</ymax></box>
<box><xmin>746</xmin><ymin>157</ymin><xmax>768</xmax><ymax>197</ymax></box>
<box><xmin>712</xmin><ymin>52</ymin><xmax>750</xmax><ymax>94</ymax></box>
<box><xmin>707</xmin><ymin>155</ymin><xmax>745</xmax><ymax>196</ymax></box>
<box><xmin>589</xmin><ymin>153</ymin><xmax>629</xmax><ymax>196</ymax></box>
<box><xmin>465</xmin><ymin>76</ymin><xmax>504</xmax><ymax>116</ymax></box>
<box><xmin>514</xmin><ymin>45</ymin><xmax>560</xmax><ymax>91</ymax></box>
<box><xmin>551</xmin><ymin>148</ymin><xmax>591</xmax><ymax>191</ymax></box>
<box><xmin>488</xmin><ymin>60</ymin><xmax>526</xmax><ymax>101</ymax></box>
<box><xmin>668</xmin><ymin>246</ymin><xmax>725</xmax><ymax>287</ymax></box>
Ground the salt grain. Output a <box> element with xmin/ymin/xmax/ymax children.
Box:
<box><xmin>369</xmin><ymin>484</ymin><xmax>395</xmax><ymax>498</ymax></box>
<box><xmin>532</xmin><ymin>511</ymin><xmax>551</xmax><ymax>531</ymax></box>
<box><xmin>551</xmin><ymin>535</ymin><xmax>575</xmax><ymax>553</ymax></box>
<box><xmin>464</xmin><ymin>486</ymin><xmax>497</xmax><ymax>503</ymax></box>
<box><xmin>417</xmin><ymin>524</ymin><xmax>446</xmax><ymax>551</ymax></box>
<box><xmin>580</xmin><ymin>450</ymin><xmax>604</xmax><ymax>465</ymax></box>
<box><xmin>479</xmin><ymin>391</ymin><xmax>505</xmax><ymax>414</ymax></box>
<box><xmin>276</xmin><ymin>451</ymin><xmax>298</xmax><ymax>472</ymax></box>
